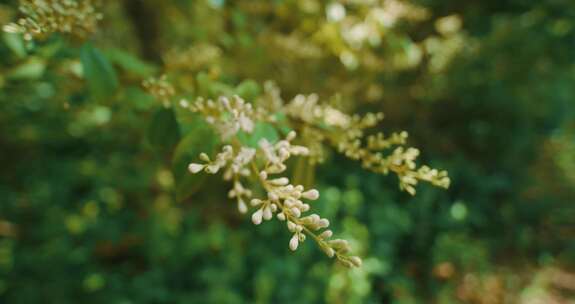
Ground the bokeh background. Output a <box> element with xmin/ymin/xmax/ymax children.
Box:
<box><xmin>1</xmin><ymin>0</ymin><xmax>574</xmax><ymax>303</ymax></box>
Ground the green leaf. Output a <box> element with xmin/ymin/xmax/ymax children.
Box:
<box><xmin>121</xmin><ymin>86</ymin><xmax>156</xmax><ymax>111</ymax></box>
<box><xmin>147</xmin><ymin>108</ymin><xmax>181</xmax><ymax>152</ymax></box>
<box><xmin>237</xmin><ymin>122</ymin><xmax>279</xmax><ymax>148</ymax></box>
<box><xmin>80</xmin><ymin>43</ymin><xmax>118</xmax><ymax>100</ymax></box>
<box><xmin>172</xmin><ymin>119</ymin><xmax>219</xmax><ymax>202</ymax></box>
<box><xmin>235</xmin><ymin>79</ymin><xmax>260</xmax><ymax>100</ymax></box>
<box><xmin>2</xmin><ymin>32</ymin><xmax>26</xmax><ymax>58</ymax></box>
<box><xmin>7</xmin><ymin>57</ymin><xmax>46</xmax><ymax>80</ymax></box>
<box><xmin>104</xmin><ymin>47</ymin><xmax>157</xmax><ymax>77</ymax></box>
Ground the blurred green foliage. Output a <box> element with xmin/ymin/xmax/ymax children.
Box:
<box><xmin>0</xmin><ymin>0</ymin><xmax>574</xmax><ymax>303</ymax></box>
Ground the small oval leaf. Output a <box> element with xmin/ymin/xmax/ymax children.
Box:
<box><xmin>80</xmin><ymin>43</ymin><xmax>118</xmax><ymax>100</ymax></box>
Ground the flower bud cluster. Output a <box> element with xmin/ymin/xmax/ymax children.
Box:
<box><xmin>366</xmin><ymin>131</ymin><xmax>408</xmax><ymax>150</ymax></box>
<box><xmin>229</xmin><ymin>180</ymin><xmax>251</xmax><ymax>214</ymax></box>
<box><xmin>190</xmin><ymin>95</ymin><xmax>268</xmax><ymax>140</ymax></box>
<box><xmin>188</xmin><ymin>129</ymin><xmax>362</xmax><ymax>267</ymax></box>
<box><xmin>285</xmin><ymin>93</ymin><xmax>351</xmax><ymax>128</ymax></box>
<box><xmin>258</xmin><ymin>81</ymin><xmax>284</xmax><ymax>113</ymax></box>
<box><xmin>258</xmin><ymin>131</ymin><xmax>310</xmax><ymax>173</ymax></box>
<box><xmin>3</xmin><ymin>0</ymin><xmax>102</xmax><ymax>40</ymax></box>
<box><xmin>143</xmin><ymin>75</ymin><xmax>175</xmax><ymax>108</ymax></box>
<box><xmin>253</xmin><ymin>162</ymin><xmax>361</xmax><ymax>267</ymax></box>
<box><xmin>277</xmin><ymin>86</ymin><xmax>450</xmax><ymax>195</ymax></box>
<box><xmin>339</xmin><ymin>128</ymin><xmax>449</xmax><ymax>195</ymax></box>
<box><xmin>178</xmin><ymin>85</ymin><xmax>450</xmax><ymax>266</ymax></box>
<box><xmin>188</xmin><ymin>145</ymin><xmax>257</xmax><ymax>213</ymax></box>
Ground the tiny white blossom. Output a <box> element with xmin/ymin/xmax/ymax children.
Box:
<box><xmin>262</xmin><ymin>205</ymin><xmax>273</xmax><ymax>220</ymax></box>
<box><xmin>324</xmin><ymin>247</ymin><xmax>335</xmax><ymax>258</ymax></box>
<box><xmin>237</xmin><ymin>198</ymin><xmax>248</xmax><ymax>214</ymax></box>
<box><xmin>319</xmin><ymin>230</ymin><xmax>333</xmax><ymax>239</ymax></box>
<box><xmin>287</xmin><ymin>131</ymin><xmax>297</xmax><ymax>141</ymax></box>
<box><xmin>287</xmin><ymin>221</ymin><xmax>297</xmax><ymax>231</ymax></box>
<box><xmin>268</xmin><ymin>192</ymin><xmax>279</xmax><ymax>201</ymax></box>
<box><xmin>188</xmin><ymin>163</ymin><xmax>205</xmax><ymax>174</ymax></box>
<box><xmin>349</xmin><ymin>256</ymin><xmax>362</xmax><ymax>267</ymax></box>
<box><xmin>179</xmin><ymin>99</ymin><xmax>190</xmax><ymax>108</ymax></box>
<box><xmin>302</xmin><ymin>189</ymin><xmax>320</xmax><ymax>200</ymax></box>
<box><xmin>250</xmin><ymin>199</ymin><xmax>263</xmax><ymax>207</ymax></box>
<box><xmin>289</xmin><ymin>234</ymin><xmax>299</xmax><ymax>251</ymax></box>
<box><xmin>252</xmin><ymin>208</ymin><xmax>263</xmax><ymax>225</ymax></box>
<box><xmin>327</xmin><ymin>3</ymin><xmax>346</xmax><ymax>22</ymax></box>
<box><xmin>199</xmin><ymin>153</ymin><xmax>210</xmax><ymax>162</ymax></box>
<box><xmin>269</xmin><ymin>177</ymin><xmax>289</xmax><ymax>186</ymax></box>
<box><xmin>318</xmin><ymin>218</ymin><xmax>330</xmax><ymax>228</ymax></box>
<box><xmin>290</xmin><ymin>207</ymin><xmax>301</xmax><ymax>218</ymax></box>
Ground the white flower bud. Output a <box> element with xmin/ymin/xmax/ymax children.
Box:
<box><xmin>320</xmin><ymin>230</ymin><xmax>333</xmax><ymax>239</ymax></box>
<box><xmin>290</xmin><ymin>146</ymin><xmax>309</xmax><ymax>155</ymax></box>
<box><xmin>302</xmin><ymin>189</ymin><xmax>320</xmax><ymax>200</ymax></box>
<box><xmin>228</xmin><ymin>189</ymin><xmax>236</xmax><ymax>198</ymax></box>
<box><xmin>179</xmin><ymin>99</ymin><xmax>190</xmax><ymax>108</ymax></box>
<box><xmin>199</xmin><ymin>153</ymin><xmax>210</xmax><ymax>162</ymax></box>
<box><xmin>329</xmin><ymin>239</ymin><xmax>350</xmax><ymax>252</ymax></box>
<box><xmin>324</xmin><ymin>247</ymin><xmax>335</xmax><ymax>258</ymax></box>
<box><xmin>219</xmin><ymin>96</ymin><xmax>230</xmax><ymax>108</ymax></box>
<box><xmin>277</xmin><ymin>213</ymin><xmax>286</xmax><ymax>221</ymax></box>
<box><xmin>349</xmin><ymin>256</ymin><xmax>362</xmax><ymax>267</ymax></box>
<box><xmin>222</xmin><ymin>146</ymin><xmax>233</xmax><ymax>156</ymax></box>
<box><xmin>284</xmin><ymin>198</ymin><xmax>296</xmax><ymax>208</ymax></box>
<box><xmin>238</xmin><ymin>115</ymin><xmax>254</xmax><ymax>133</ymax></box>
<box><xmin>263</xmin><ymin>205</ymin><xmax>273</xmax><ymax>220</ymax></box>
<box><xmin>287</xmin><ymin>221</ymin><xmax>296</xmax><ymax>231</ymax></box>
<box><xmin>250</xmin><ymin>199</ymin><xmax>263</xmax><ymax>206</ymax></box>
<box><xmin>295</xmin><ymin>200</ymin><xmax>306</xmax><ymax>209</ymax></box>
<box><xmin>289</xmin><ymin>234</ymin><xmax>299</xmax><ymax>251</ymax></box>
<box><xmin>295</xmin><ymin>225</ymin><xmax>303</xmax><ymax>233</ymax></box>
<box><xmin>268</xmin><ymin>192</ymin><xmax>279</xmax><ymax>201</ymax></box>
<box><xmin>205</xmin><ymin>165</ymin><xmax>220</xmax><ymax>174</ymax></box>
<box><xmin>269</xmin><ymin>177</ymin><xmax>289</xmax><ymax>186</ymax></box>
<box><xmin>237</xmin><ymin>198</ymin><xmax>248</xmax><ymax>214</ymax></box>
<box><xmin>290</xmin><ymin>207</ymin><xmax>301</xmax><ymax>218</ymax></box>
<box><xmin>287</xmin><ymin>131</ymin><xmax>297</xmax><ymax>141</ymax></box>
<box><xmin>292</xmin><ymin>191</ymin><xmax>302</xmax><ymax>199</ymax></box>
<box><xmin>259</xmin><ymin>171</ymin><xmax>268</xmax><ymax>180</ymax></box>
<box><xmin>267</xmin><ymin>163</ymin><xmax>286</xmax><ymax>173</ymax></box>
<box><xmin>278</xmin><ymin>148</ymin><xmax>290</xmax><ymax>160</ymax></box>
<box><xmin>188</xmin><ymin>163</ymin><xmax>205</xmax><ymax>174</ymax></box>
<box><xmin>318</xmin><ymin>218</ymin><xmax>330</xmax><ymax>228</ymax></box>
<box><xmin>251</xmin><ymin>208</ymin><xmax>263</xmax><ymax>225</ymax></box>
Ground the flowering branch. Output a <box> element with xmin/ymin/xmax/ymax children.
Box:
<box><xmin>261</xmin><ymin>82</ymin><xmax>450</xmax><ymax>195</ymax></box>
<box><xmin>188</xmin><ymin>129</ymin><xmax>362</xmax><ymax>267</ymax></box>
<box><xmin>3</xmin><ymin>0</ymin><xmax>102</xmax><ymax>40</ymax></box>
<box><xmin>181</xmin><ymin>90</ymin><xmax>449</xmax><ymax>267</ymax></box>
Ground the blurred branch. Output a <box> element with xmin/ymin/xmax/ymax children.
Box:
<box><xmin>122</xmin><ymin>0</ymin><xmax>162</xmax><ymax>63</ymax></box>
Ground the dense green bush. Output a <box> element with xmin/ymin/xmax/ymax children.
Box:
<box><xmin>0</xmin><ymin>0</ymin><xmax>574</xmax><ymax>303</ymax></box>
